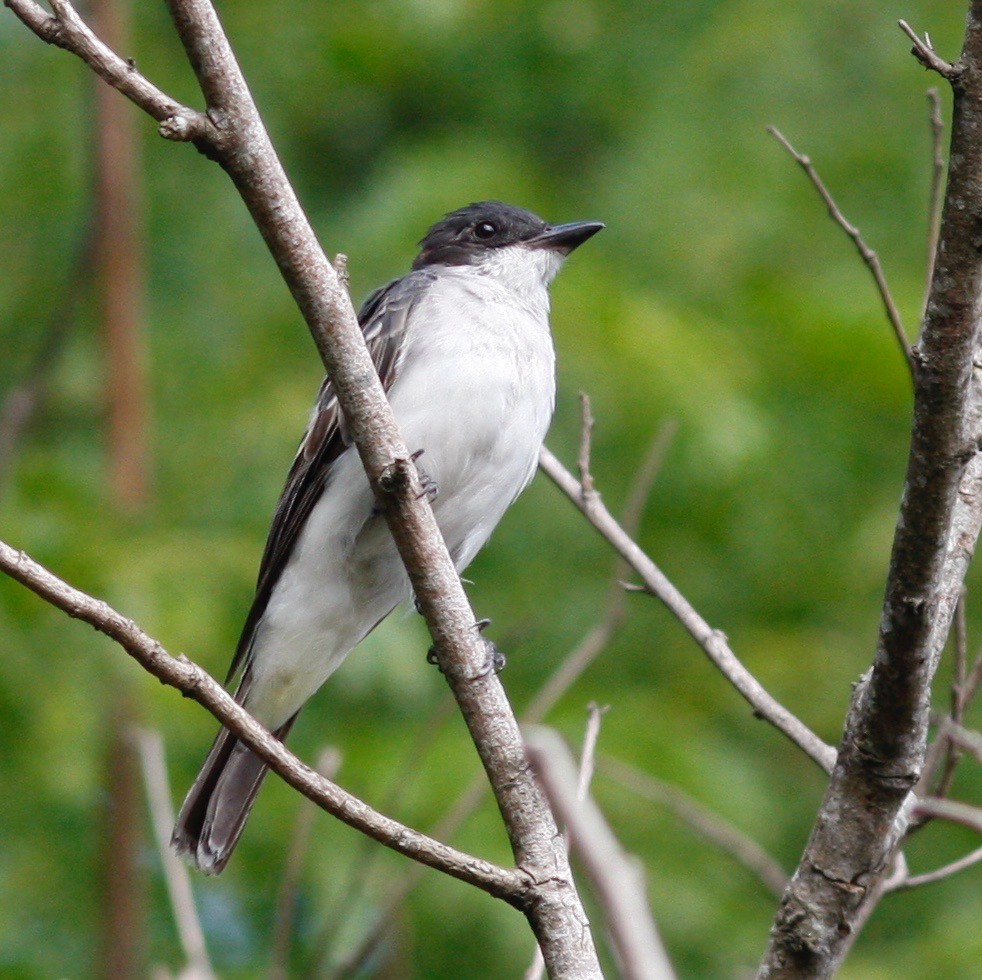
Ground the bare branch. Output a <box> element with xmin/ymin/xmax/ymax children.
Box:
<box><xmin>761</xmin><ymin>12</ymin><xmax>982</xmax><ymax>973</ymax></box>
<box><xmin>943</xmin><ymin>720</ymin><xmax>982</xmax><ymax>762</ymax></box>
<box><xmin>898</xmin><ymin>20</ymin><xmax>959</xmax><ymax>79</ymax></box>
<box><xmin>887</xmin><ymin>845</ymin><xmax>982</xmax><ymax>891</ymax></box>
<box><xmin>0</xmin><ymin>539</ymin><xmax>526</xmax><ymax>900</ymax></box>
<box><xmin>767</xmin><ymin>126</ymin><xmax>915</xmax><ymax>378</ymax></box>
<box><xmin>600</xmin><ymin>755</ymin><xmax>788</xmax><ymax>899</ymax></box>
<box><xmin>538</xmin><ymin>445</ymin><xmax>836</xmax><ymax>773</ymax></box>
<box><xmin>912</xmin><ymin>797</ymin><xmax>982</xmax><ymax>834</ymax></box>
<box><xmin>135</xmin><ymin>730</ymin><xmax>215</xmax><ymax>980</ymax></box>
<box><xmin>577</xmin><ymin>391</ymin><xmax>596</xmax><ymax>498</ymax></box>
<box><xmin>576</xmin><ymin>703</ymin><xmax>608</xmax><ymax>802</ymax></box>
<box><xmin>526</xmin><ymin>727</ymin><xmax>676</xmax><ymax>980</ymax></box>
<box><xmin>4</xmin><ymin>0</ymin><xmax>208</xmax><ymax>140</ymax></box>
<box><xmin>957</xmin><ymin>645</ymin><xmax>982</xmax><ymax>716</ymax></box>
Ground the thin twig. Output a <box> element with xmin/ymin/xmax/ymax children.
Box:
<box><xmin>944</xmin><ymin>720</ymin><xmax>982</xmax><ymax>762</ymax></box>
<box><xmin>135</xmin><ymin>730</ymin><xmax>215</xmax><ymax>980</ymax></box>
<box><xmin>577</xmin><ymin>703</ymin><xmax>609</xmax><ymax>802</ymax></box>
<box><xmin>538</xmin><ymin>445</ymin><xmax>837</xmax><ymax>773</ymax></box>
<box><xmin>918</xmin><ymin>631</ymin><xmax>981</xmax><ymax>806</ymax></box>
<box><xmin>767</xmin><ymin>126</ymin><xmax>915</xmax><ymax>379</ymax></box>
<box><xmin>898</xmin><ymin>20</ymin><xmax>959</xmax><ymax>79</ymax></box>
<box><xmin>886</xmin><ymin>845</ymin><xmax>982</xmax><ymax>891</ymax></box>
<box><xmin>957</xmin><ymin>646</ymin><xmax>982</xmax><ymax>716</ymax></box>
<box><xmin>577</xmin><ymin>391</ymin><xmax>596</xmax><ymax>498</ymax></box>
<box><xmin>911</xmin><ymin>797</ymin><xmax>982</xmax><ymax>834</ymax></box>
<box><xmin>600</xmin><ymin>755</ymin><xmax>788</xmax><ymax>898</ymax></box>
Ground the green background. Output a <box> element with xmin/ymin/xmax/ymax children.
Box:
<box><xmin>1</xmin><ymin>0</ymin><xmax>980</xmax><ymax>975</ymax></box>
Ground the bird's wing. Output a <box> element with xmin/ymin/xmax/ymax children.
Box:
<box><xmin>226</xmin><ymin>269</ymin><xmax>435</xmax><ymax>684</ymax></box>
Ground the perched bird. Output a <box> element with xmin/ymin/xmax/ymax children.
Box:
<box><xmin>172</xmin><ymin>201</ymin><xmax>603</xmax><ymax>873</ymax></box>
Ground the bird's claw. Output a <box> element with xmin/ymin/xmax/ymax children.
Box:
<box><xmin>425</xmin><ymin>620</ymin><xmax>505</xmax><ymax>677</ymax></box>
<box><xmin>410</xmin><ymin>448</ymin><xmax>439</xmax><ymax>500</ymax></box>
<box><xmin>480</xmin><ymin>638</ymin><xmax>506</xmax><ymax>675</ymax></box>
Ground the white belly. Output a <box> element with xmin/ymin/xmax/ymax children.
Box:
<box><xmin>245</xmin><ymin>270</ymin><xmax>555</xmax><ymax>728</ymax></box>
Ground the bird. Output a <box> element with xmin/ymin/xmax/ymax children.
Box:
<box><xmin>172</xmin><ymin>200</ymin><xmax>604</xmax><ymax>873</ymax></box>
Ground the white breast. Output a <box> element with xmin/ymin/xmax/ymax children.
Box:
<box><xmin>387</xmin><ymin>263</ymin><xmax>556</xmax><ymax>566</ymax></box>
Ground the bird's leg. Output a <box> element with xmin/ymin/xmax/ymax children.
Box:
<box><xmin>410</xmin><ymin>448</ymin><xmax>439</xmax><ymax>500</ymax></box>
<box><xmin>476</xmin><ymin>617</ymin><xmax>506</xmax><ymax>675</ymax></box>
<box><xmin>425</xmin><ymin>618</ymin><xmax>505</xmax><ymax>675</ymax></box>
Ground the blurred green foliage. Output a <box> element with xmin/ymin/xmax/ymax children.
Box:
<box><xmin>1</xmin><ymin>0</ymin><xmax>981</xmax><ymax>976</ymax></box>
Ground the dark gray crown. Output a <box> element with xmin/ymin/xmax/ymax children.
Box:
<box><xmin>413</xmin><ymin>201</ymin><xmax>549</xmax><ymax>269</ymax></box>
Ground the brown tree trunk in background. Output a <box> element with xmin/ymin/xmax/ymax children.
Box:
<box><xmin>92</xmin><ymin>0</ymin><xmax>150</xmax><ymax>511</ymax></box>
<box><xmin>101</xmin><ymin>695</ymin><xmax>145</xmax><ymax>980</ymax></box>
<box><xmin>89</xmin><ymin>0</ymin><xmax>150</xmax><ymax>973</ymax></box>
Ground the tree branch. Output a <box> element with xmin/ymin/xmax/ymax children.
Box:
<box><xmin>911</xmin><ymin>797</ymin><xmax>982</xmax><ymax>834</ymax></box>
<box><xmin>760</xmin><ymin>11</ymin><xmax>982</xmax><ymax>976</ymax></box>
<box><xmin>0</xmin><ymin>539</ymin><xmax>528</xmax><ymax>900</ymax></box>
<box><xmin>886</xmin><ymin>845</ymin><xmax>982</xmax><ymax>891</ymax></box>
<box><xmin>538</xmin><ymin>446</ymin><xmax>837</xmax><ymax>773</ymax></box>
<box><xmin>898</xmin><ymin>20</ymin><xmax>959</xmax><ymax>79</ymax></box>
<box><xmin>6</xmin><ymin>0</ymin><xmax>600</xmax><ymax>972</ymax></box>
<box><xmin>767</xmin><ymin>126</ymin><xmax>914</xmax><ymax>377</ymax></box>
<box><xmin>4</xmin><ymin>0</ymin><xmax>209</xmax><ymax>141</ymax></box>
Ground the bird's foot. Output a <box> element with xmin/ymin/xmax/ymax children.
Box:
<box><xmin>479</xmin><ymin>638</ymin><xmax>506</xmax><ymax>676</ymax></box>
<box><xmin>425</xmin><ymin>619</ymin><xmax>505</xmax><ymax>676</ymax></box>
<box><xmin>410</xmin><ymin>448</ymin><xmax>439</xmax><ymax>500</ymax></box>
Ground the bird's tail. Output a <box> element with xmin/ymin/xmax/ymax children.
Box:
<box><xmin>171</xmin><ymin>715</ymin><xmax>297</xmax><ymax>875</ymax></box>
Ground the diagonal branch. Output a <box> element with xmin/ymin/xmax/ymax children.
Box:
<box><xmin>767</xmin><ymin>126</ymin><xmax>915</xmax><ymax>378</ymax></box>
<box><xmin>911</xmin><ymin>797</ymin><xmax>982</xmax><ymax>834</ymax></box>
<box><xmin>0</xmin><ymin>538</ymin><xmax>526</xmax><ymax>901</ymax></box>
<box><xmin>886</xmin><ymin>845</ymin><xmax>982</xmax><ymax>891</ymax></box>
<box><xmin>5</xmin><ymin>0</ymin><xmax>209</xmax><ymax>141</ymax></box>
<box><xmin>898</xmin><ymin>20</ymin><xmax>959</xmax><ymax>79</ymax></box>
<box><xmin>538</xmin><ymin>446</ymin><xmax>837</xmax><ymax>774</ymax></box>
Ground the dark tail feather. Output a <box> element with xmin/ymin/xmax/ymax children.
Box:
<box><xmin>172</xmin><ymin>715</ymin><xmax>297</xmax><ymax>875</ymax></box>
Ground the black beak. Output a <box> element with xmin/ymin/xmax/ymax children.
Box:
<box><xmin>529</xmin><ymin>220</ymin><xmax>605</xmax><ymax>254</ymax></box>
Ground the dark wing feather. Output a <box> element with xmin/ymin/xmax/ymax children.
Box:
<box><xmin>225</xmin><ymin>270</ymin><xmax>434</xmax><ymax>684</ymax></box>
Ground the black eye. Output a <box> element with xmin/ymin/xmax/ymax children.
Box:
<box><xmin>474</xmin><ymin>221</ymin><xmax>497</xmax><ymax>239</ymax></box>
